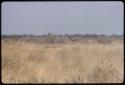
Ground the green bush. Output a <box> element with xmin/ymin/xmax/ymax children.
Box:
<box><xmin>44</xmin><ymin>33</ymin><xmax>57</xmax><ymax>44</ymax></box>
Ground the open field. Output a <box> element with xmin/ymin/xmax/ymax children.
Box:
<box><xmin>2</xmin><ymin>36</ymin><xmax>124</xmax><ymax>83</ymax></box>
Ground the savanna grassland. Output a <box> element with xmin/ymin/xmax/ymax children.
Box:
<box><xmin>2</xmin><ymin>34</ymin><xmax>124</xmax><ymax>83</ymax></box>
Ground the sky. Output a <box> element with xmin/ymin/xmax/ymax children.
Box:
<box><xmin>2</xmin><ymin>1</ymin><xmax>124</xmax><ymax>35</ymax></box>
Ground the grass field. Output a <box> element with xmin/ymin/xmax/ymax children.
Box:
<box><xmin>2</xmin><ymin>37</ymin><xmax>124</xmax><ymax>83</ymax></box>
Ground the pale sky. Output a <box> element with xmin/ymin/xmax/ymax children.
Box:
<box><xmin>2</xmin><ymin>1</ymin><xmax>124</xmax><ymax>35</ymax></box>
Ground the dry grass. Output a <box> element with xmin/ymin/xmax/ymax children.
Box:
<box><xmin>2</xmin><ymin>38</ymin><xmax>123</xmax><ymax>83</ymax></box>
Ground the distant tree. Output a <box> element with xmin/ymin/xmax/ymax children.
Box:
<box><xmin>44</xmin><ymin>33</ymin><xmax>57</xmax><ymax>43</ymax></box>
<box><xmin>29</xmin><ymin>34</ymin><xmax>34</xmax><ymax>38</ymax></box>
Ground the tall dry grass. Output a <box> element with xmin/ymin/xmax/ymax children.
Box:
<box><xmin>2</xmin><ymin>39</ymin><xmax>123</xmax><ymax>83</ymax></box>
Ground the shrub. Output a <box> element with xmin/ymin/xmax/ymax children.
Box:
<box><xmin>44</xmin><ymin>33</ymin><xmax>57</xmax><ymax>44</ymax></box>
<box><xmin>87</xmin><ymin>60</ymin><xmax>121</xmax><ymax>83</ymax></box>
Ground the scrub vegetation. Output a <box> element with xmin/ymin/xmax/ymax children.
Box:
<box><xmin>2</xmin><ymin>34</ymin><xmax>123</xmax><ymax>83</ymax></box>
